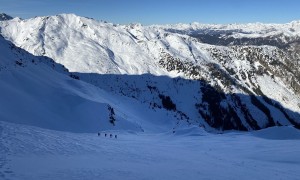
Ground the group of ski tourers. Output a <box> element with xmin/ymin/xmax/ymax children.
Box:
<box><xmin>98</xmin><ymin>132</ymin><xmax>117</xmax><ymax>139</ymax></box>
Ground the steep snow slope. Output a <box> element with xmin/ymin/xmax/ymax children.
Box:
<box><xmin>1</xmin><ymin>14</ymin><xmax>300</xmax><ymax>131</ymax></box>
<box><xmin>1</xmin><ymin>35</ymin><xmax>181</xmax><ymax>133</ymax></box>
<box><xmin>0</xmin><ymin>14</ymin><xmax>167</xmax><ymax>75</ymax></box>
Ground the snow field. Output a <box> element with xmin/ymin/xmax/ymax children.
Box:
<box><xmin>1</xmin><ymin>121</ymin><xmax>300</xmax><ymax>180</ymax></box>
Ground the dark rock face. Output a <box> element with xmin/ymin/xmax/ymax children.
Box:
<box><xmin>0</xmin><ymin>13</ymin><xmax>13</xmax><ymax>21</ymax></box>
<box><xmin>196</xmin><ymin>82</ymin><xmax>247</xmax><ymax>131</ymax></box>
<box><xmin>155</xmin><ymin>28</ymin><xmax>300</xmax><ymax>131</ymax></box>
<box><xmin>159</xmin><ymin>94</ymin><xmax>176</xmax><ymax>111</ymax></box>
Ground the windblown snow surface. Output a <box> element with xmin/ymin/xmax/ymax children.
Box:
<box><xmin>1</xmin><ymin>121</ymin><xmax>300</xmax><ymax>180</ymax></box>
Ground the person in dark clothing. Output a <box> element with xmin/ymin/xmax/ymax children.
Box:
<box><xmin>110</xmin><ymin>134</ymin><xmax>113</xmax><ymax>138</ymax></box>
<box><xmin>98</xmin><ymin>132</ymin><xmax>100</xmax><ymax>136</ymax></box>
<box><xmin>115</xmin><ymin>135</ymin><xmax>117</xmax><ymax>139</ymax></box>
<box><xmin>105</xmin><ymin>133</ymin><xmax>107</xmax><ymax>137</ymax></box>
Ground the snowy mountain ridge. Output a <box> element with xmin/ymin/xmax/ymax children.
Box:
<box><xmin>1</xmin><ymin>13</ymin><xmax>300</xmax><ymax>131</ymax></box>
<box><xmin>160</xmin><ymin>20</ymin><xmax>300</xmax><ymax>38</ymax></box>
<box><xmin>0</xmin><ymin>34</ymin><xmax>150</xmax><ymax>133</ymax></box>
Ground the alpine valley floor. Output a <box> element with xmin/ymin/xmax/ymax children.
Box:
<box><xmin>1</xmin><ymin>121</ymin><xmax>300</xmax><ymax>180</ymax></box>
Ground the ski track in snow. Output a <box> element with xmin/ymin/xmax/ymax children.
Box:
<box><xmin>1</xmin><ymin>121</ymin><xmax>300</xmax><ymax>180</ymax></box>
<box><xmin>0</xmin><ymin>123</ymin><xmax>14</xmax><ymax>180</ymax></box>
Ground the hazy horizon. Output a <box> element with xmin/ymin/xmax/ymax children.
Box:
<box><xmin>1</xmin><ymin>0</ymin><xmax>300</xmax><ymax>25</ymax></box>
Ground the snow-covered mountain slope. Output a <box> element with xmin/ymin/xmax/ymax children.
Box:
<box><xmin>1</xmin><ymin>121</ymin><xmax>300</xmax><ymax>180</ymax></box>
<box><xmin>1</xmin><ymin>34</ymin><xmax>182</xmax><ymax>133</ymax></box>
<box><xmin>0</xmin><ymin>14</ymin><xmax>167</xmax><ymax>75</ymax></box>
<box><xmin>1</xmin><ymin>14</ymin><xmax>300</xmax><ymax>131</ymax></box>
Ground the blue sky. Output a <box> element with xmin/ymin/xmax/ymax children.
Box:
<box><xmin>1</xmin><ymin>0</ymin><xmax>300</xmax><ymax>25</ymax></box>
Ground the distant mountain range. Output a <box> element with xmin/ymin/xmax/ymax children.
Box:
<box><xmin>0</xmin><ymin>13</ymin><xmax>299</xmax><ymax>132</ymax></box>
